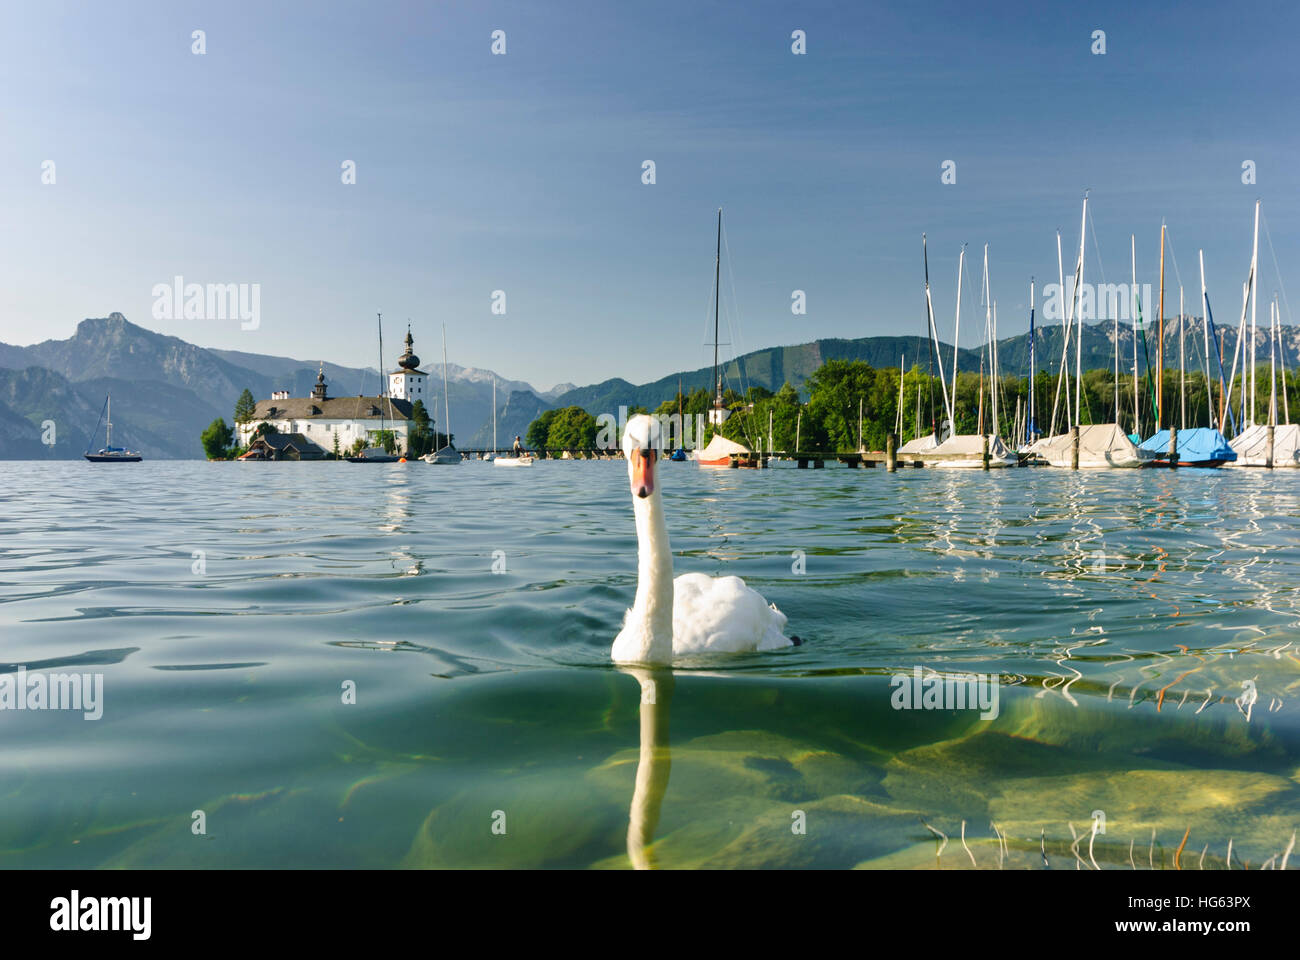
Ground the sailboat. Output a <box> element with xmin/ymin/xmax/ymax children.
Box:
<box><xmin>1225</xmin><ymin>204</ymin><xmax>1298</xmax><ymax>467</ymax></box>
<box><xmin>696</xmin><ymin>208</ymin><xmax>752</xmax><ymax>468</ymax></box>
<box><xmin>1138</xmin><ymin>224</ymin><xmax>1234</xmax><ymax>465</ymax></box>
<box><xmin>924</xmin><ymin>243</ymin><xmax>1018</xmax><ymax>467</ymax></box>
<box><xmin>765</xmin><ymin>406</ymin><xmax>796</xmax><ymax>468</ymax></box>
<box><xmin>898</xmin><ymin>235</ymin><xmax>952</xmax><ymax>458</ymax></box>
<box><xmin>1027</xmin><ymin>195</ymin><xmax>1151</xmax><ymax>467</ymax></box>
<box><xmin>669</xmin><ymin>376</ymin><xmax>687</xmax><ymax>460</ymax></box>
<box><xmin>422</xmin><ymin>323</ymin><xmax>461</xmax><ymax>464</ymax></box>
<box><xmin>1225</xmin><ymin>298</ymin><xmax>1297</xmax><ymax>466</ymax></box>
<box><xmin>482</xmin><ymin>379</ymin><xmax>497</xmax><ymax>461</ymax></box>
<box><xmin>491</xmin><ymin>363</ymin><xmax>534</xmax><ymax>467</ymax></box>
<box><xmin>84</xmin><ymin>394</ymin><xmax>142</xmax><ymax>462</ymax></box>
<box><xmin>347</xmin><ymin>314</ymin><xmax>402</xmax><ymax>463</ymax></box>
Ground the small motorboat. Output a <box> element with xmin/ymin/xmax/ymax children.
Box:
<box><xmin>493</xmin><ymin>455</ymin><xmax>534</xmax><ymax>467</ymax></box>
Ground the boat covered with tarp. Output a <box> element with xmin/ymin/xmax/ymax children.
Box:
<box><xmin>1027</xmin><ymin>424</ymin><xmax>1152</xmax><ymax>468</ymax></box>
<box><xmin>920</xmin><ymin>433</ymin><xmax>1018</xmax><ymax>468</ymax></box>
<box><xmin>897</xmin><ymin>433</ymin><xmax>941</xmax><ymax>457</ymax></box>
<box><xmin>1139</xmin><ymin>427</ymin><xmax>1235</xmax><ymax>466</ymax></box>
<box><xmin>1224</xmin><ymin>424</ymin><xmax>1300</xmax><ymax>467</ymax></box>
<box><xmin>695</xmin><ymin>433</ymin><xmax>751</xmax><ymax>467</ymax></box>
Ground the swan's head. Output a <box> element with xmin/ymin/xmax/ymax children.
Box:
<box><xmin>623</xmin><ymin>414</ymin><xmax>662</xmax><ymax>499</ymax></box>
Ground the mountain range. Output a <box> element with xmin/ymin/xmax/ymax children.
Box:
<box><xmin>2</xmin><ymin>313</ymin><xmax>1295</xmax><ymax>458</ymax></box>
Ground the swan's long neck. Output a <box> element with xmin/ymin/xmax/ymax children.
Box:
<box><xmin>630</xmin><ymin>490</ymin><xmax>674</xmax><ymax>663</ymax></box>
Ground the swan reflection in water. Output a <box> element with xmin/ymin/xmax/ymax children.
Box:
<box><xmin>618</xmin><ymin>666</ymin><xmax>674</xmax><ymax>870</ymax></box>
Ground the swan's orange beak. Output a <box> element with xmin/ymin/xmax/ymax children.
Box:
<box><xmin>631</xmin><ymin>448</ymin><xmax>655</xmax><ymax>498</ymax></box>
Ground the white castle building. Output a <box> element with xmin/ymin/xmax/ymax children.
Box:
<box><xmin>237</xmin><ymin>328</ymin><xmax>432</xmax><ymax>454</ymax></box>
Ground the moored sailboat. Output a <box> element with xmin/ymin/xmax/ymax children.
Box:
<box><xmin>925</xmin><ymin>244</ymin><xmax>1017</xmax><ymax>467</ymax></box>
<box><xmin>1223</xmin><ymin>203</ymin><xmax>1295</xmax><ymax>466</ymax></box>
<box><xmin>1137</xmin><ymin>225</ymin><xmax>1234</xmax><ymax>465</ymax></box>
<box><xmin>1027</xmin><ymin>194</ymin><xmax>1153</xmax><ymax>467</ymax></box>
<box><xmin>84</xmin><ymin>394</ymin><xmax>142</xmax><ymax>462</ymax></box>
<box><xmin>347</xmin><ymin>314</ymin><xmax>402</xmax><ymax>463</ymax></box>
<box><xmin>422</xmin><ymin>323</ymin><xmax>461</xmax><ymax>464</ymax></box>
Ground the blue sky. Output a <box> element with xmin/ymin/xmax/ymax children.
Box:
<box><xmin>2</xmin><ymin>0</ymin><xmax>1297</xmax><ymax>389</ymax></box>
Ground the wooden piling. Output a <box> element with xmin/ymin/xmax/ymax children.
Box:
<box><xmin>887</xmin><ymin>433</ymin><xmax>897</xmax><ymax>472</ymax></box>
<box><xmin>1169</xmin><ymin>427</ymin><xmax>1179</xmax><ymax>469</ymax></box>
<box><xmin>1070</xmin><ymin>426</ymin><xmax>1079</xmax><ymax>470</ymax></box>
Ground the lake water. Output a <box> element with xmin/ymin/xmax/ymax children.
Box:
<box><xmin>1</xmin><ymin>460</ymin><xmax>1297</xmax><ymax>869</ymax></box>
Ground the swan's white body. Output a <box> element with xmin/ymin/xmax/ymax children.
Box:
<box><xmin>611</xmin><ymin>415</ymin><xmax>793</xmax><ymax>664</ymax></box>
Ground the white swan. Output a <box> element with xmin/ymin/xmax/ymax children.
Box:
<box><xmin>611</xmin><ymin>415</ymin><xmax>795</xmax><ymax>664</ymax></box>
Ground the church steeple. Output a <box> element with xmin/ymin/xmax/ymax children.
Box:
<box><xmin>387</xmin><ymin>326</ymin><xmax>428</xmax><ymax>401</ymax></box>
<box><xmin>311</xmin><ymin>362</ymin><xmax>329</xmax><ymax>401</ymax></box>
<box><xmin>397</xmin><ymin>326</ymin><xmax>421</xmax><ymax>372</ymax></box>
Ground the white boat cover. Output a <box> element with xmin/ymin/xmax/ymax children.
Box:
<box><xmin>423</xmin><ymin>445</ymin><xmax>460</xmax><ymax>464</ymax></box>
<box><xmin>897</xmin><ymin>433</ymin><xmax>940</xmax><ymax>455</ymax></box>
<box><xmin>1225</xmin><ymin>423</ymin><xmax>1300</xmax><ymax>467</ymax></box>
<box><xmin>696</xmin><ymin>434</ymin><xmax>751</xmax><ymax>460</ymax></box>
<box><xmin>1027</xmin><ymin>423</ymin><xmax>1151</xmax><ymax>468</ymax></box>
<box><xmin>922</xmin><ymin>433</ymin><xmax>1018</xmax><ymax>468</ymax></box>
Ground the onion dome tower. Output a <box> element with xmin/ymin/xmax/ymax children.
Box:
<box><xmin>388</xmin><ymin>326</ymin><xmax>428</xmax><ymax>401</ymax></box>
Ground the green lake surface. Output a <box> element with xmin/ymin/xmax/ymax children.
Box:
<box><xmin>1</xmin><ymin>460</ymin><xmax>1297</xmax><ymax>869</ymax></box>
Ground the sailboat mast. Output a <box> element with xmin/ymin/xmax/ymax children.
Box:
<box><xmin>1280</xmin><ymin>296</ymin><xmax>1292</xmax><ymax>424</ymax></box>
<box><xmin>106</xmin><ymin>394</ymin><xmax>112</xmax><ymax>448</ymax></box>
<box><xmin>1270</xmin><ymin>298</ymin><xmax>1278</xmax><ymax>427</ymax></box>
<box><xmin>713</xmin><ymin>207</ymin><xmax>722</xmax><ymax>412</ymax></box>
<box><xmin>1179</xmin><ymin>286</ymin><xmax>1186</xmax><ymax>430</ymax></box>
<box><xmin>994</xmin><ymin>300</ymin><xmax>1001</xmax><ymax>435</ymax></box>
<box><xmin>1199</xmin><ymin>250</ymin><xmax>1215</xmax><ymax>430</ymax></box>
<box><xmin>1048</xmin><ymin>230</ymin><xmax>1070</xmax><ymax>436</ymax></box>
<box><xmin>1132</xmin><ymin>236</ymin><xmax>1140</xmax><ymax>435</ymax></box>
<box><xmin>678</xmin><ymin>375</ymin><xmax>684</xmax><ymax>450</ymax></box>
<box><xmin>442</xmin><ymin>322</ymin><xmax>451</xmax><ymax>446</ymax></box>
<box><xmin>378</xmin><ymin>314</ymin><xmax>385</xmax><ymax>434</ymax></box>
<box><xmin>896</xmin><ymin>354</ymin><xmax>905</xmax><ymax>437</ymax></box>
<box><xmin>492</xmin><ymin>377</ymin><xmax>497</xmax><ymax>452</ymax></box>
<box><xmin>1028</xmin><ymin>277</ymin><xmax>1036</xmax><ymax>440</ymax></box>
<box><xmin>1114</xmin><ymin>265</ymin><xmax>1120</xmax><ymax>423</ymax></box>
<box><xmin>1157</xmin><ymin>225</ymin><xmax>1166</xmax><ymax>430</ymax></box>
<box><xmin>921</xmin><ymin>235</ymin><xmax>954</xmax><ymax>434</ymax></box>
<box><xmin>1250</xmin><ymin>199</ymin><xmax>1260</xmax><ymax>426</ymax></box>
<box><xmin>951</xmin><ymin>246</ymin><xmax>964</xmax><ymax>421</ymax></box>
<box><xmin>983</xmin><ymin>244</ymin><xmax>994</xmax><ymax>436</ymax></box>
<box><xmin>1074</xmin><ymin>195</ymin><xmax>1087</xmax><ymax>428</ymax></box>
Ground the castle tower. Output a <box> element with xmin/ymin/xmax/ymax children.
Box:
<box><xmin>388</xmin><ymin>327</ymin><xmax>428</xmax><ymax>402</ymax></box>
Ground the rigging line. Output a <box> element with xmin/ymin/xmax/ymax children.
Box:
<box><xmin>720</xmin><ymin>218</ymin><xmax>759</xmax><ymax>448</ymax></box>
<box><xmin>86</xmin><ymin>394</ymin><xmax>109</xmax><ymax>454</ymax></box>
<box><xmin>722</xmin><ymin>224</ymin><xmax>752</xmax><ymax>404</ymax></box>
<box><xmin>1088</xmin><ymin>205</ymin><xmax>1106</xmax><ymax>283</ymax></box>
<box><xmin>1088</xmin><ymin>205</ymin><xmax>1125</xmax><ymax>423</ymax></box>
<box><xmin>1262</xmin><ymin>212</ymin><xmax>1295</xmax><ymax>327</ymax></box>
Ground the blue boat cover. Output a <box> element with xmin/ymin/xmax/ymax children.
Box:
<box><xmin>1139</xmin><ymin>427</ymin><xmax>1236</xmax><ymax>463</ymax></box>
